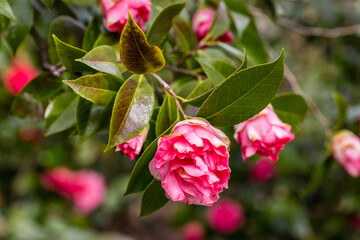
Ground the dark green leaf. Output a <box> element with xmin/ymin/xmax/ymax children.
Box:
<box><xmin>61</xmin><ymin>0</ymin><xmax>97</xmax><ymax>6</ymax></box>
<box><xmin>105</xmin><ymin>75</ymin><xmax>154</xmax><ymax>151</ymax></box>
<box><xmin>173</xmin><ymin>17</ymin><xmax>197</xmax><ymax>52</ymax></box>
<box><xmin>40</xmin><ymin>0</ymin><xmax>55</xmax><ymax>7</ymax></box>
<box><xmin>120</xmin><ymin>13</ymin><xmax>165</xmax><ymax>75</ymax></box>
<box><xmin>77</xmin><ymin>98</ymin><xmax>110</xmax><ymax>145</ymax></box>
<box><xmin>204</xmin><ymin>2</ymin><xmax>230</xmax><ymax>42</ymax></box>
<box><xmin>93</xmin><ymin>32</ymin><xmax>119</xmax><ymax>48</ymax></box>
<box><xmin>44</xmin><ymin>92</ymin><xmax>78</xmax><ymax>136</ymax></box>
<box><xmin>139</xmin><ymin>179</ymin><xmax>169</xmax><ymax>217</ymax></box>
<box><xmin>146</xmin><ymin>2</ymin><xmax>186</xmax><ymax>46</ymax></box>
<box><xmin>332</xmin><ymin>92</ymin><xmax>348</xmax><ymax>131</ymax></box>
<box><xmin>125</xmin><ymin>121</ymin><xmax>177</xmax><ymax>195</ymax></box>
<box><xmin>83</xmin><ymin>17</ymin><xmax>102</xmax><ymax>51</ymax></box>
<box><xmin>53</xmin><ymin>34</ymin><xmax>92</xmax><ymax>72</ymax></box>
<box><xmin>143</xmin><ymin>107</ymin><xmax>160</xmax><ymax>150</ymax></box>
<box><xmin>156</xmin><ymin>93</ymin><xmax>178</xmax><ymax>136</ymax></box>
<box><xmin>0</xmin><ymin>0</ymin><xmax>15</xmax><ymax>22</ymax></box>
<box><xmin>272</xmin><ymin>93</ymin><xmax>308</xmax><ymax>132</ymax></box>
<box><xmin>77</xmin><ymin>46</ymin><xmax>122</xmax><ymax>77</ymax></box>
<box><xmin>196</xmin><ymin>50</ymin><xmax>284</xmax><ymax>127</ymax></box>
<box><xmin>63</xmin><ymin>73</ymin><xmax>122</xmax><ymax>107</ymax></box>
<box><xmin>5</xmin><ymin>0</ymin><xmax>33</xmax><ymax>54</ymax></box>
<box><xmin>11</xmin><ymin>73</ymin><xmax>64</xmax><ymax>120</ymax></box>
<box><xmin>48</xmin><ymin>16</ymin><xmax>86</xmax><ymax>64</ymax></box>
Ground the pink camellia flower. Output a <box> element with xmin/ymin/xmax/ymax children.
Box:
<box><xmin>116</xmin><ymin>127</ymin><xmax>148</xmax><ymax>160</ymax></box>
<box><xmin>234</xmin><ymin>106</ymin><xmax>295</xmax><ymax>162</ymax></box>
<box><xmin>2</xmin><ymin>58</ymin><xmax>38</xmax><ymax>95</ymax></box>
<box><xmin>251</xmin><ymin>157</ymin><xmax>276</xmax><ymax>182</ymax></box>
<box><xmin>180</xmin><ymin>221</ymin><xmax>206</xmax><ymax>240</ymax></box>
<box><xmin>332</xmin><ymin>130</ymin><xmax>360</xmax><ymax>177</ymax></box>
<box><xmin>42</xmin><ymin>167</ymin><xmax>106</xmax><ymax>214</ymax></box>
<box><xmin>206</xmin><ymin>198</ymin><xmax>244</xmax><ymax>234</ymax></box>
<box><xmin>192</xmin><ymin>7</ymin><xmax>233</xmax><ymax>43</ymax></box>
<box><xmin>101</xmin><ymin>0</ymin><xmax>151</xmax><ymax>33</ymax></box>
<box><xmin>149</xmin><ymin>119</ymin><xmax>231</xmax><ymax>206</ymax></box>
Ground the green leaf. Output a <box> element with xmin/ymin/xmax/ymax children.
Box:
<box><xmin>93</xmin><ymin>32</ymin><xmax>119</xmax><ymax>48</ymax></box>
<box><xmin>332</xmin><ymin>92</ymin><xmax>348</xmax><ymax>131</ymax></box>
<box><xmin>0</xmin><ymin>0</ymin><xmax>15</xmax><ymax>22</ymax></box>
<box><xmin>224</xmin><ymin>0</ymin><xmax>268</xmax><ymax>64</ymax></box>
<box><xmin>40</xmin><ymin>0</ymin><xmax>55</xmax><ymax>7</ymax></box>
<box><xmin>61</xmin><ymin>0</ymin><xmax>97</xmax><ymax>6</ymax></box>
<box><xmin>125</xmin><ymin>121</ymin><xmax>177</xmax><ymax>195</ymax></box>
<box><xmin>11</xmin><ymin>73</ymin><xmax>64</xmax><ymax>120</ymax></box>
<box><xmin>156</xmin><ymin>93</ymin><xmax>178</xmax><ymax>136</ymax></box>
<box><xmin>143</xmin><ymin>107</ymin><xmax>160</xmax><ymax>150</ymax></box>
<box><xmin>64</xmin><ymin>73</ymin><xmax>122</xmax><ymax>107</ymax></box>
<box><xmin>44</xmin><ymin>92</ymin><xmax>78</xmax><ymax>136</ymax></box>
<box><xmin>48</xmin><ymin>16</ymin><xmax>86</xmax><ymax>64</ymax></box>
<box><xmin>231</xmin><ymin>12</ymin><xmax>250</xmax><ymax>39</ymax></box>
<box><xmin>173</xmin><ymin>17</ymin><xmax>197</xmax><ymax>52</ymax></box>
<box><xmin>146</xmin><ymin>1</ymin><xmax>186</xmax><ymax>46</ymax></box>
<box><xmin>204</xmin><ymin>1</ymin><xmax>230</xmax><ymax>41</ymax></box>
<box><xmin>196</xmin><ymin>50</ymin><xmax>284</xmax><ymax>127</ymax></box>
<box><xmin>5</xmin><ymin>0</ymin><xmax>33</xmax><ymax>54</ymax></box>
<box><xmin>272</xmin><ymin>93</ymin><xmax>308</xmax><ymax>132</ymax></box>
<box><xmin>77</xmin><ymin>46</ymin><xmax>122</xmax><ymax>77</ymax></box>
<box><xmin>76</xmin><ymin>98</ymin><xmax>110</xmax><ymax>145</ymax></box>
<box><xmin>120</xmin><ymin>13</ymin><xmax>165</xmax><ymax>75</ymax></box>
<box><xmin>83</xmin><ymin>17</ymin><xmax>102</xmax><ymax>51</ymax></box>
<box><xmin>53</xmin><ymin>34</ymin><xmax>92</xmax><ymax>72</ymax></box>
<box><xmin>139</xmin><ymin>179</ymin><xmax>169</xmax><ymax>217</ymax></box>
<box><xmin>105</xmin><ymin>75</ymin><xmax>154</xmax><ymax>151</ymax></box>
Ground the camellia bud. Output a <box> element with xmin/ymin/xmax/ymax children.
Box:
<box><xmin>180</xmin><ymin>221</ymin><xmax>205</xmax><ymax>240</ymax></box>
<box><xmin>116</xmin><ymin>126</ymin><xmax>148</xmax><ymax>160</ymax></box>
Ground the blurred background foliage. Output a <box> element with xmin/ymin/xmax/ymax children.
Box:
<box><xmin>1</xmin><ymin>0</ymin><xmax>360</xmax><ymax>239</ymax></box>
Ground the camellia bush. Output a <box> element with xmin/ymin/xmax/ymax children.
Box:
<box><xmin>1</xmin><ymin>0</ymin><xmax>360</xmax><ymax>239</ymax></box>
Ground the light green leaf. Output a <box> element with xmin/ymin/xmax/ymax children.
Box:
<box><xmin>44</xmin><ymin>92</ymin><xmax>78</xmax><ymax>136</ymax></box>
<box><xmin>272</xmin><ymin>93</ymin><xmax>308</xmax><ymax>132</ymax></box>
<box><xmin>40</xmin><ymin>0</ymin><xmax>55</xmax><ymax>7</ymax></box>
<box><xmin>0</xmin><ymin>0</ymin><xmax>15</xmax><ymax>22</ymax></box>
<box><xmin>196</xmin><ymin>50</ymin><xmax>284</xmax><ymax>127</ymax></box>
<box><xmin>155</xmin><ymin>93</ymin><xmax>178</xmax><ymax>136</ymax></box>
<box><xmin>61</xmin><ymin>0</ymin><xmax>97</xmax><ymax>6</ymax></box>
<box><xmin>231</xmin><ymin>12</ymin><xmax>250</xmax><ymax>39</ymax></box>
<box><xmin>105</xmin><ymin>75</ymin><xmax>154</xmax><ymax>151</ymax></box>
<box><xmin>77</xmin><ymin>46</ymin><xmax>122</xmax><ymax>77</ymax></box>
<box><xmin>120</xmin><ymin>13</ymin><xmax>165</xmax><ymax>74</ymax></box>
<box><xmin>146</xmin><ymin>1</ymin><xmax>186</xmax><ymax>46</ymax></box>
<box><xmin>332</xmin><ymin>92</ymin><xmax>348</xmax><ymax>131</ymax></box>
<box><xmin>63</xmin><ymin>73</ymin><xmax>122</xmax><ymax>107</ymax></box>
<box><xmin>204</xmin><ymin>1</ymin><xmax>230</xmax><ymax>41</ymax></box>
<box><xmin>139</xmin><ymin>179</ymin><xmax>169</xmax><ymax>217</ymax></box>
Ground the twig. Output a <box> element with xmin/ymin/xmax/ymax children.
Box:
<box><xmin>276</xmin><ymin>17</ymin><xmax>360</xmax><ymax>38</ymax></box>
<box><xmin>164</xmin><ymin>65</ymin><xmax>206</xmax><ymax>79</ymax></box>
<box><xmin>151</xmin><ymin>73</ymin><xmax>187</xmax><ymax>119</ymax></box>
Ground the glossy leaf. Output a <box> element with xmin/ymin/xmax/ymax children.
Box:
<box><xmin>125</xmin><ymin>121</ymin><xmax>176</xmax><ymax>195</ymax></box>
<box><xmin>61</xmin><ymin>0</ymin><xmax>97</xmax><ymax>6</ymax></box>
<box><xmin>146</xmin><ymin>2</ymin><xmax>186</xmax><ymax>46</ymax></box>
<box><xmin>105</xmin><ymin>75</ymin><xmax>154</xmax><ymax>151</ymax></box>
<box><xmin>197</xmin><ymin>50</ymin><xmax>284</xmax><ymax>127</ymax></box>
<box><xmin>155</xmin><ymin>93</ymin><xmax>178</xmax><ymax>136</ymax></box>
<box><xmin>139</xmin><ymin>180</ymin><xmax>169</xmax><ymax>217</ymax></box>
<box><xmin>332</xmin><ymin>92</ymin><xmax>348</xmax><ymax>131</ymax></box>
<box><xmin>83</xmin><ymin>17</ymin><xmax>102</xmax><ymax>51</ymax></box>
<box><xmin>53</xmin><ymin>34</ymin><xmax>92</xmax><ymax>72</ymax></box>
<box><xmin>0</xmin><ymin>0</ymin><xmax>15</xmax><ymax>22</ymax></box>
<box><xmin>48</xmin><ymin>16</ymin><xmax>86</xmax><ymax>64</ymax></box>
<box><xmin>120</xmin><ymin>13</ymin><xmax>165</xmax><ymax>75</ymax></box>
<box><xmin>11</xmin><ymin>73</ymin><xmax>64</xmax><ymax>120</ymax></box>
<box><xmin>44</xmin><ymin>92</ymin><xmax>78</xmax><ymax>136</ymax></box>
<box><xmin>205</xmin><ymin>1</ymin><xmax>230</xmax><ymax>41</ymax></box>
<box><xmin>64</xmin><ymin>73</ymin><xmax>122</xmax><ymax>107</ymax></box>
<box><xmin>231</xmin><ymin>12</ymin><xmax>250</xmax><ymax>39</ymax></box>
<box><xmin>5</xmin><ymin>0</ymin><xmax>33</xmax><ymax>54</ymax></box>
<box><xmin>272</xmin><ymin>93</ymin><xmax>308</xmax><ymax>132</ymax></box>
<box><xmin>77</xmin><ymin>46</ymin><xmax>122</xmax><ymax>77</ymax></box>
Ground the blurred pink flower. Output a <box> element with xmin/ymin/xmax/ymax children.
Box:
<box><xmin>251</xmin><ymin>157</ymin><xmax>276</xmax><ymax>182</ymax></box>
<box><xmin>180</xmin><ymin>221</ymin><xmax>205</xmax><ymax>240</ymax></box>
<box><xmin>101</xmin><ymin>0</ymin><xmax>151</xmax><ymax>33</ymax></box>
<box><xmin>351</xmin><ymin>214</ymin><xmax>360</xmax><ymax>231</ymax></box>
<box><xmin>149</xmin><ymin>119</ymin><xmax>231</xmax><ymax>206</ymax></box>
<box><xmin>192</xmin><ymin>7</ymin><xmax>233</xmax><ymax>43</ymax></box>
<box><xmin>234</xmin><ymin>106</ymin><xmax>294</xmax><ymax>162</ymax></box>
<box><xmin>206</xmin><ymin>198</ymin><xmax>244</xmax><ymax>234</ymax></box>
<box><xmin>42</xmin><ymin>167</ymin><xmax>106</xmax><ymax>214</ymax></box>
<box><xmin>116</xmin><ymin>127</ymin><xmax>148</xmax><ymax>160</ymax></box>
<box><xmin>332</xmin><ymin>130</ymin><xmax>360</xmax><ymax>177</ymax></box>
<box><xmin>2</xmin><ymin>58</ymin><xmax>38</xmax><ymax>95</ymax></box>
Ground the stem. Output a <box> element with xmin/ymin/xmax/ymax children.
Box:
<box><xmin>151</xmin><ymin>73</ymin><xmax>187</xmax><ymax>119</ymax></box>
<box><xmin>164</xmin><ymin>65</ymin><xmax>206</xmax><ymax>79</ymax></box>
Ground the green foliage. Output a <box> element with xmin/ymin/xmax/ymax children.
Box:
<box><xmin>82</xmin><ymin>17</ymin><xmax>102</xmax><ymax>52</ymax></box>
<box><xmin>61</xmin><ymin>0</ymin><xmax>97</xmax><ymax>6</ymax></box>
<box><xmin>205</xmin><ymin>2</ymin><xmax>230</xmax><ymax>41</ymax></box>
<box><xmin>197</xmin><ymin>50</ymin><xmax>284</xmax><ymax>127</ymax></box>
<box><xmin>155</xmin><ymin>93</ymin><xmax>178</xmax><ymax>136</ymax></box>
<box><xmin>332</xmin><ymin>92</ymin><xmax>348</xmax><ymax>131</ymax></box>
<box><xmin>139</xmin><ymin>179</ymin><xmax>169</xmax><ymax>217</ymax></box>
<box><xmin>105</xmin><ymin>75</ymin><xmax>154</xmax><ymax>151</ymax></box>
<box><xmin>120</xmin><ymin>13</ymin><xmax>165</xmax><ymax>75</ymax></box>
<box><xmin>0</xmin><ymin>0</ymin><xmax>15</xmax><ymax>22</ymax></box>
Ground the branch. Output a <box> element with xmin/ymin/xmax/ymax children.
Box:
<box><xmin>151</xmin><ymin>73</ymin><xmax>187</xmax><ymax>119</ymax></box>
<box><xmin>164</xmin><ymin>65</ymin><xmax>206</xmax><ymax>79</ymax></box>
<box><xmin>276</xmin><ymin>17</ymin><xmax>360</xmax><ymax>38</ymax></box>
